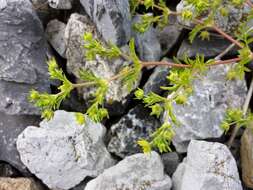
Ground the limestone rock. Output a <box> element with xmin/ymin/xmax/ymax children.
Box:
<box><xmin>108</xmin><ymin>105</ymin><xmax>161</xmax><ymax>158</ymax></box>
<box><xmin>80</xmin><ymin>0</ymin><xmax>131</xmax><ymax>46</ymax></box>
<box><xmin>85</xmin><ymin>152</ymin><xmax>172</xmax><ymax>190</ymax></box>
<box><xmin>17</xmin><ymin>110</ymin><xmax>116</xmax><ymax>190</ymax></box>
<box><xmin>161</xmin><ymin>152</ymin><xmax>180</xmax><ymax>176</ymax></box>
<box><xmin>48</xmin><ymin>0</ymin><xmax>72</xmax><ymax>9</ymax></box>
<box><xmin>163</xmin><ymin>65</ymin><xmax>247</xmax><ymax>152</ymax></box>
<box><xmin>172</xmin><ymin>140</ymin><xmax>242</xmax><ymax>190</ymax></box>
<box><xmin>0</xmin><ymin>177</ymin><xmax>44</xmax><ymax>190</ymax></box>
<box><xmin>0</xmin><ymin>0</ymin><xmax>51</xmax><ymax>115</ymax></box>
<box><xmin>46</xmin><ymin>19</ymin><xmax>66</xmax><ymax>58</ymax></box>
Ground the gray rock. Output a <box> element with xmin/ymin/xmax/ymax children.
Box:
<box><xmin>143</xmin><ymin>60</ymin><xmax>170</xmax><ymax>95</ymax></box>
<box><xmin>48</xmin><ymin>0</ymin><xmax>72</xmax><ymax>9</ymax></box>
<box><xmin>0</xmin><ymin>0</ymin><xmax>7</xmax><ymax>9</ymax></box>
<box><xmin>46</xmin><ymin>19</ymin><xmax>66</xmax><ymax>58</ymax></box>
<box><xmin>85</xmin><ymin>152</ymin><xmax>172</xmax><ymax>190</ymax></box>
<box><xmin>176</xmin><ymin>0</ymin><xmax>243</xmax><ymax>34</ymax></box>
<box><xmin>161</xmin><ymin>152</ymin><xmax>180</xmax><ymax>176</ymax></box>
<box><xmin>108</xmin><ymin>105</ymin><xmax>161</xmax><ymax>158</ymax></box>
<box><xmin>16</xmin><ymin>110</ymin><xmax>116</xmax><ymax>190</ymax></box>
<box><xmin>65</xmin><ymin>13</ymin><xmax>137</xmax><ymax>109</ymax></box>
<box><xmin>80</xmin><ymin>0</ymin><xmax>131</xmax><ymax>46</ymax></box>
<box><xmin>132</xmin><ymin>15</ymin><xmax>162</xmax><ymax>61</ymax></box>
<box><xmin>172</xmin><ymin>140</ymin><xmax>242</xmax><ymax>190</ymax></box>
<box><xmin>0</xmin><ymin>0</ymin><xmax>51</xmax><ymax>115</ymax></box>
<box><xmin>0</xmin><ymin>112</ymin><xmax>40</xmax><ymax>175</ymax></box>
<box><xmin>177</xmin><ymin>35</ymin><xmax>238</xmax><ymax>59</ymax></box>
<box><xmin>157</xmin><ymin>15</ymin><xmax>183</xmax><ymax>56</ymax></box>
<box><xmin>164</xmin><ymin>64</ymin><xmax>247</xmax><ymax>152</ymax></box>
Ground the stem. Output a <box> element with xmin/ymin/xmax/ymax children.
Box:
<box><xmin>246</xmin><ymin>0</ymin><xmax>253</xmax><ymax>8</ymax></box>
<box><xmin>227</xmin><ymin>76</ymin><xmax>253</xmax><ymax>148</ymax></box>
<box><xmin>215</xmin><ymin>44</ymin><xmax>236</xmax><ymax>61</ymax></box>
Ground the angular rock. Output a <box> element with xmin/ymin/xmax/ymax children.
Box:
<box><xmin>241</xmin><ymin>128</ymin><xmax>253</xmax><ymax>188</ymax></box>
<box><xmin>85</xmin><ymin>152</ymin><xmax>172</xmax><ymax>190</ymax></box>
<box><xmin>177</xmin><ymin>35</ymin><xmax>238</xmax><ymax>59</ymax></box>
<box><xmin>161</xmin><ymin>152</ymin><xmax>180</xmax><ymax>176</ymax></box>
<box><xmin>0</xmin><ymin>112</ymin><xmax>40</xmax><ymax>175</ymax></box>
<box><xmin>176</xmin><ymin>0</ymin><xmax>243</xmax><ymax>34</ymax></box>
<box><xmin>0</xmin><ymin>0</ymin><xmax>51</xmax><ymax>115</ymax></box>
<box><xmin>157</xmin><ymin>15</ymin><xmax>183</xmax><ymax>56</ymax></box>
<box><xmin>172</xmin><ymin>140</ymin><xmax>242</xmax><ymax>190</ymax></box>
<box><xmin>16</xmin><ymin>110</ymin><xmax>116</xmax><ymax>190</ymax></box>
<box><xmin>132</xmin><ymin>15</ymin><xmax>162</xmax><ymax>61</ymax></box>
<box><xmin>48</xmin><ymin>0</ymin><xmax>72</xmax><ymax>9</ymax></box>
<box><xmin>80</xmin><ymin>0</ymin><xmax>131</xmax><ymax>46</ymax></box>
<box><xmin>46</xmin><ymin>19</ymin><xmax>66</xmax><ymax>58</ymax></box>
<box><xmin>0</xmin><ymin>177</ymin><xmax>45</xmax><ymax>190</ymax></box>
<box><xmin>0</xmin><ymin>0</ymin><xmax>7</xmax><ymax>10</ymax></box>
<box><xmin>108</xmin><ymin>105</ymin><xmax>161</xmax><ymax>158</ymax></box>
<box><xmin>164</xmin><ymin>65</ymin><xmax>247</xmax><ymax>152</ymax></box>
<box><xmin>65</xmin><ymin>14</ymin><xmax>136</xmax><ymax>113</ymax></box>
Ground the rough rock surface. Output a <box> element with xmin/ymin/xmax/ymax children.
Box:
<box><xmin>177</xmin><ymin>35</ymin><xmax>237</xmax><ymax>59</ymax></box>
<box><xmin>132</xmin><ymin>15</ymin><xmax>162</xmax><ymax>61</ymax></box>
<box><xmin>48</xmin><ymin>0</ymin><xmax>72</xmax><ymax>9</ymax></box>
<box><xmin>0</xmin><ymin>112</ymin><xmax>39</xmax><ymax>175</ymax></box>
<box><xmin>0</xmin><ymin>177</ymin><xmax>44</xmax><ymax>190</ymax></box>
<box><xmin>0</xmin><ymin>0</ymin><xmax>51</xmax><ymax>115</ymax></box>
<box><xmin>80</xmin><ymin>0</ymin><xmax>131</xmax><ymax>46</ymax></box>
<box><xmin>46</xmin><ymin>19</ymin><xmax>66</xmax><ymax>58</ymax></box>
<box><xmin>164</xmin><ymin>65</ymin><xmax>247</xmax><ymax>152</ymax></box>
<box><xmin>161</xmin><ymin>152</ymin><xmax>180</xmax><ymax>176</ymax></box>
<box><xmin>108</xmin><ymin>105</ymin><xmax>161</xmax><ymax>158</ymax></box>
<box><xmin>241</xmin><ymin>128</ymin><xmax>253</xmax><ymax>188</ymax></box>
<box><xmin>16</xmin><ymin>110</ymin><xmax>116</xmax><ymax>190</ymax></box>
<box><xmin>65</xmin><ymin>13</ymin><xmax>136</xmax><ymax>110</ymax></box>
<box><xmin>85</xmin><ymin>152</ymin><xmax>172</xmax><ymax>190</ymax></box>
<box><xmin>176</xmin><ymin>0</ymin><xmax>243</xmax><ymax>34</ymax></box>
<box><xmin>172</xmin><ymin>140</ymin><xmax>243</xmax><ymax>190</ymax></box>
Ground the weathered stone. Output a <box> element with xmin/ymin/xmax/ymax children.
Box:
<box><xmin>132</xmin><ymin>15</ymin><xmax>162</xmax><ymax>61</ymax></box>
<box><xmin>48</xmin><ymin>0</ymin><xmax>72</xmax><ymax>9</ymax></box>
<box><xmin>172</xmin><ymin>140</ymin><xmax>242</xmax><ymax>190</ymax></box>
<box><xmin>0</xmin><ymin>0</ymin><xmax>7</xmax><ymax>9</ymax></box>
<box><xmin>157</xmin><ymin>15</ymin><xmax>183</xmax><ymax>56</ymax></box>
<box><xmin>177</xmin><ymin>35</ymin><xmax>238</xmax><ymax>59</ymax></box>
<box><xmin>80</xmin><ymin>0</ymin><xmax>131</xmax><ymax>46</ymax></box>
<box><xmin>0</xmin><ymin>0</ymin><xmax>51</xmax><ymax>115</ymax></box>
<box><xmin>164</xmin><ymin>65</ymin><xmax>247</xmax><ymax>152</ymax></box>
<box><xmin>161</xmin><ymin>152</ymin><xmax>180</xmax><ymax>176</ymax></box>
<box><xmin>0</xmin><ymin>112</ymin><xmax>39</xmax><ymax>175</ymax></box>
<box><xmin>176</xmin><ymin>0</ymin><xmax>243</xmax><ymax>34</ymax></box>
<box><xmin>85</xmin><ymin>152</ymin><xmax>172</xmax><ymax>190</ymax></box>
<box><xmin>108</xmin><ymin>105</ymin><xmax>161</xmax><ymax>158</ymax></box>
<box><xmin>241</xmin><ymin>128</ymin><xmax>253</xmax><ymax>188</ymax></box>
<box><xmin>65</xmin><ymin>13</ymin><xmax>137</xmax><ymax>112</ymax></box>
<box><xmin>17</xmin><ymin>110</ymin><xmax>116</xmax><ymax>190</ymax></box>
<box><xmin>0</xmin><ymin>177</ymin><xmax>45</xmax><ymax>190</ymax></box>
<box><xmin>46</xmin><ymin>19</ymin><xmax>66</xmax><ymax>58</ymax></box>
<box><xmin>143</xmin><ymin>60</ymin><xmax>170</xmax><ymax>95</ymax></box>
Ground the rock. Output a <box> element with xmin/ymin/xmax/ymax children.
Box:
<box><xmin>70</xmin><ymin>178</ymin><xmax>90</xmax><ymax>190</ymax></box>
<box><xmin>157</xmin><ymin>15</ymin><xmax>183</xmax><ymax>56</ymax></box>
<box><xmin>143</xmin><ymin>60</ymin><xmax>170</xmax><ymax>95</ymax></box>
<box><xmin>163</xmin><ymin>64</ymin><xmax>247</xmax><ymax>152</ymax></box>
<box><xmin>65</xmin><ymin>13</ymin><xmax>137</xmax><ymax>112</ymax></box>
<box><xmin>172</xmin><ymin>140</ymin><xmax>242</xmax><ymax>190</ymax></box>
<box><xmin>80</xmin><ymin>0</ymin><xmax>131</xmax><ymax>46</ymax></box>
<box><xmin>108</xmin><ymin>105</ymin><xmax>161</xmax><ymax>158</ymax></box>
<box><xmin>46</xmin><ymin>19</ymin><xmax>66</xmax><ymax>58</ymax></box>
<box><xmin>0</xmin><ymin>0</ymin><xmax>7</xmax><ymax>10</ymax></box>
<box><xmin>0</xmin><ymin>112</ymin><xmax>40</xmax><ymax>175</ymax></box>
<box><xmin>16</xmin><ymin>110</ymin><xmax>116</xmax><ymax>190</ymax></box>
<box><xmin>0</xmin><ymin>177</ymin><xmax>45</xmax><ymax>190</ymax></box>
<box><xmin>177</xmin><ymin>35</ymin><xmax>238</xmax><ymax>59</ymax></box>
<box><xmin>241</xmin><ymin>128</ymin><xmax>253</xmax><ymax>188</ymax></box>
<box><xmin>85</xmin><ymin>152</ymin><xmax>172</xmax><ymax>190</ymax></box>
<box><xmin>132</xmin><ymin>15</ymin><xmax>162</xmax><ymax>61</ymax></box>
<box><xmin>0</xmin><ymin>163</ymin><xmax>20</xmax><ymax>177</ymax></box>
<box><xmin>176</xmin><ymin>0</ymin><xmax>243</xmax><ymax>34</ymax></box>
<box><xmin>0</xmin><ymin>0</ymin><xmax>51</xmax><ymax>115</ymax></box>
<box><xmin>48</xmin><ymin>0</ymin><xmax>72</xmax><ymax>9</ymax></box>
<box><xmin>161</xmin><ymin>152</ymin><xmax>180</xmax><ymax>176</ymax></box>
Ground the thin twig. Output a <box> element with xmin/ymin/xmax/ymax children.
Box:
<box><xmin>228</xmin><ymin>77</ymin><xmax>253</xmax><ymax>148</ymax></box>
<box><xmin>246</xmin><ymin>0</ymin><xmax>253</xmax><ymax>8</ymax></box>
<box><xmin>215</xmin><ymin>44</ymin><xmax>236</xmax><ymax>61</ymax></box>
